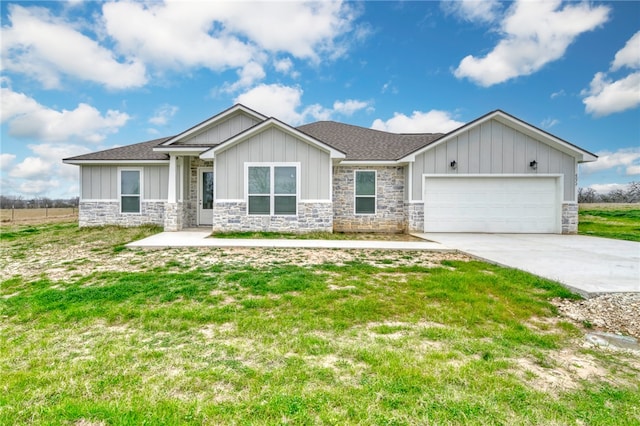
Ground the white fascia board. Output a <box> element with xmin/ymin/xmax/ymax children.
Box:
<box><xmin>202</xmin><ymin>118</ymin><xmax>346</xmax><ymax>160</ymax></box>
<box><xmin>153</xmin><ymin>146</ymin><xmax>208</xmax><ymax>154</ymax></box>
<box><xmin>338</xmin><ymin>160</ymin><xmax>407</xmax><ymax>166</ymax></box>
<box><xmin>160</xmin><ymin>104</ymin><xmax>267</xmax><ymax>146</ymax></box>
<box><xmin>63</xmin><ymin>159</ymin><xmax>169</xmax><ymax>165</ymax></box>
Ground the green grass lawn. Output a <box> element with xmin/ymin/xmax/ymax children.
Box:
<box><xmin>1</xmin><ymin>223</ymin><xmax>639</xmax><ymax>425</ymax></box>
<box><xmin>579</xmin><ymin>203</ymin><xmax>640</xmax><ymax>241</ymax></box>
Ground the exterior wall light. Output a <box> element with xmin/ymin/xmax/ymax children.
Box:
<box><xmin>529</xmin><ymin>160</ymin><xmax>537</xmax><ymax>170</ymax></box>
<box><xmin>450</xmin><ymin>160</ymin><xmax>457</xmax><ymax>169</ymax></box>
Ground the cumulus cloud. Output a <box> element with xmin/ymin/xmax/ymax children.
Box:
<box><xmin>454</xmin><ymin>0</ymin><xmax>610</xmax><ymax>87</ymax></box>
<box><xmin>1</xmin><ymin>86</ymin><xmax>130</xmax><ymax>143</ymax></box>
<box><xmin>1</xmin><ymin>153</ymin><xmax>17</xmax><ymax>170</ymax></box>
<box><xmin>540</xmin><ymin>117</ymin><xmax>559</xmax><ymax>129</ymax></box>
<box><xmin>441</xmin><ymin>0</ymin><xmax>502</xmax><ymax>23</ymax></box>
<box><xmin>582</xmin><ymin>31</ymin><xmax>640</xmax><ymax>116</ymax></box>
<box><xmin>1</xmin><ymin>4</ymin><xmax>147</xmax><ymax>89</ymax></box>
<box><xmin>9</xmin><ymin>157</ymin><xmax>53</xmax><ymax>179</ymax></box>
<box><xmin>221</xmin><ymin>62</ymin><xmax>267</xmax><ymax>93</ymax></box>
<box><xmin>588</xmin><ymin>183</ymin><xmax>631</xmax><ymax>194</ymax></box>
<box><xmin>371</xmin><ymin>110</ymin><xmax>464</xmax><ymax>133</ymax></box>
<box><xmin>580</xmin><ymin>147</ymin><xmax>640</xmax><ymax>175</ymax></box>
<box><xmin>235</xmin><ymin>84</ymin><xmax>371</xmax><ymax>125</ymax></box>
<box><xmin>149</xmin><ymin>104</ymin><xmax>179</xmax><ymax>126</ymax></box>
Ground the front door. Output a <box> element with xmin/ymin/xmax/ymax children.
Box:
<box><xmin>198</xmin><ymin>168</ymin><xmax>213</xmax><ymax>226</ymax></box>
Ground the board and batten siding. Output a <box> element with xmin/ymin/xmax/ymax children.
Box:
<box><xmin>178</xmin><ymin>113</ymin><xmax>261</xmax><ymax>145</ymax></box>
<box><xmin>215</xmin><ymin>127</ymin><xmax>331</xmax><ymax>200</ymax></box>
<box><xmin>80</xmin><ymin>165</ymin><xmax>169</xmax><ymax>201</ymax></box>
<box><xmin>411</xmin><ymin>119</ymin><xmax>577</xmax><ymax>202</ymax></box>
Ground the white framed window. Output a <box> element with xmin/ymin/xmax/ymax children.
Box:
<box><xmin>246</xmin><ymin>163</ymin><xmax>299</xmax><ymax>216</ymax></box>
<box><xmin>355</xmin><ymin>170</ymin><xmax>376</xmax><ymax>215</ymax></box>
<box><xmin>119</xmin><ymin>168</ymin><xmax>142</xmax><ymax>214</ymax></box>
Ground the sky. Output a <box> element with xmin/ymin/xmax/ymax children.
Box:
<box><xmin>1</xmin><ymin>0</ymin><xmax>639</xmax><ymax>200</ymax></box>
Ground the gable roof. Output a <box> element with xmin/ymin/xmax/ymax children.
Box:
<box><xmin>400</xmin><ymin>109</ymin><xmax>597</xmax><ymax>163</ymax></box>
<box><xmin>158</xmin><ymin>103</ymin><xmax>266</xmax><ymax>147</ymax></box>
<box><xmin>200</xmin><ymin>117</ymin><xmax>347</xmax><ymax>160</ymax></box>
<box><xmin>297</xmin><ymin>121</ymin><xmax>443</xmax><ymax>161</ymax></box>
<box><xmin>63</xmin><ymin>137</ymin><xmax>171</xmax><ymax>164</ymax></box>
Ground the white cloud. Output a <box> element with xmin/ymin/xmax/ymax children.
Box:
<box><xmin>102</xmin><ymin>1</ymin><xmax>359</xmax><ymax>73</ymax></box>
<box><xmin>1</xmin><ymin>4</ymin><xmax>146</xmax><ymax>89</ymax></box>
<box><xmin>149</xmin><ymin>104</ymin><xmax>179</xmax><ymax>126</ymax></box>
<box><xmin>589</xmin><ymin>183</ymin><xmax>630</xmax><ymax>194</ymax></box>
<box><xmin>332</xmin><ymin>99</ymin><xmax>371</xmax><ymax>116</ymax></box>
<box><xmin>580</xmin><ymin>147</ymin><xmax>640</xmax><ymax>175</ymax></box>
<box><xmin>627</xmin><ymin>165</ymin><xmax>640</xmax><ymax>176</ymax></box>
<box><xmin>540</xmin><ymin>117</ymin><xmax>559</xmax><ymax>129</ymax></box>
<box><xmin>454</xmin><ymin>0</ymin><xmax>610</xmax><ymax>87</ymax></box>
<box><xmin>222</xmin><ymin>62</ymin><xmax>267</xmax><ymax>93</ymax></box>
<box><xmin>9</xmin><ymin>157</ymin><xmax>53</xmax><ymax>179</ymax></box>
<box><xmin>582</xmin><ymin>31</ymin><xmax>640</xmax><ymax>116</ymax></box>
<box><xmin>550</xmin><ymin>89</ymin><xmax>565</xmax><ymax>99</ymax></box>
<box><xmin>1</xmin><ymin>153</ymin><xmax>17</xmax><ymax>170</ymax></box>
<box><xmin>274</xmin><ymin>58</ymin><xmax>294</xmax><ymax>74</ymax></box>
<box><xmin>235</xmin><ymin>84</ymin><xmax>370</xmax><ymax>125</ymax></box>
<box><xmin>18</xmin><ymin>179</ymin><xmax>60</xmax><ymax>195</ymax></box>
<box><xmin>441</xmin><ymin>0</ymin><xmax>502</xmax><ymax>23</ymax></box>
<box><xmin>1</xmin><ymin>87</ymin><xmax>129</xmax><ymax>143</ymax></box>
<box><xmin>611</xmin><ymin>31</ymin><xmax>640</xmax><ymax>71</ymax></box>
<box><xmin>371</xmin><ymin>110</ymin><xmax>464</xmax><ymax>133</ymax></box>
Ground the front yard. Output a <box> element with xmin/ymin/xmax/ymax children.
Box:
<box><xmin>1</xmin><ymin>223</ymin><xmax>639</xmax><ymax>425</ymax></box>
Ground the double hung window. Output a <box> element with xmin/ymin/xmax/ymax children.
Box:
<box><xmin>247</xmin><ymin>164</ymin><xmax>297</xmax><ymax>215</ymax></box>
<box><xmin>355</xmin><ymin>170</ymin><xmax>376</xmax><ymax>214</ymax></box>
<box><xmin>120</xmin><ymin>169</ymin><xmax>141</xmax><ymax>213</ymax></box>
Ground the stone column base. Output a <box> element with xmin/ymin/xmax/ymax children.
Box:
<box><xmin>562</xmin><ymin>202</ymin><xmax>578</xmax><ymax>234</ymax></box>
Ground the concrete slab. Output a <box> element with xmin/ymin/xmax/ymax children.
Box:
<box><xmin>416</xmin><ymin>233</ymin><xmax>640</xmax><ymax>297</ymax></box>
<box><xmin>127</xmin><ymin>230</ymin><xmax>449</xmax><ymax>251</ymax></box>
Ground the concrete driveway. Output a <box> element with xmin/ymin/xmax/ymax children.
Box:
<box><xmin>417</xmin><ymin>233</ymin><xmax>640</xmax><ymax>297</ymax></box>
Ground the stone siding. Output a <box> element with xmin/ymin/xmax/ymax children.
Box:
<box><xmin>211</xmin><ymin>201</ymin><xmax>333</xmax><ymax>233</ymax></box>
<box><xmin>333</xmin><ymin>166</ymin><xmax>406</xmax><ymax>233</ymax></box>
<box><xmin>164</xmin><ymin>202</ymin><xmax>184</xmax><ymax>231</ymax></box>
<box><xmin>405</xmin><ymin>202</ymin><xmax>424</xmax><ymax>233</ymax></box>
<box><xmin>562</xmin><ymin>202</ymin><xmax>578</xmax><ymax>234</ymax></box>
<box><xmin>79</xmin><ymin>201</ymin><xmax>165</xmax><ymax>227</ymax></box>
<box><xmin>185</xmin><ymin>157</ymin><xmax>213</xmax><ymax>228</ymax></box>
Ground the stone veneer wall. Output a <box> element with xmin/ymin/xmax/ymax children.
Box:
<box><xmin>562</xmin><ymin>202</ymin><xmax>578</xmax><ymax>234</ymax></box>
<box><xmin>79</xmin><ymin>201</ymin><xmax>165</xmax><ymax>227</ymax></box>
<box><xmin>405</xmin><ymin>202</ymin><xmax>424</xmax><ymax>233</ymax></box>
<box><xmin>211</xmin><ymin>201</ymin><xmax>333</xmax><ymax>233</ymax></box>
<box><xmin>163</xmin><ymin>202</ymin><xmax>184</xmax><ymax>231</ymax></box>
<box><xmin>333</xmin><ymin>166</ymin><xmax>406</xmax><ymax>233</ymax></box>
<box><xmin>184</xmin><ymin>157</ymin><xmax>213</xmax><ymax>228</ymax></box>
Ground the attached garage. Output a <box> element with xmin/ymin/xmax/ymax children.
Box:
<box><xmin>424</xmin><ymin>175</ymin><xmax>562</xmax><ymax>233</ymax></box>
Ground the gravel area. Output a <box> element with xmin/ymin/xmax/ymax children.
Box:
<box><xmin>552</xmin><ymin>293</ymin><xmax>640</xmax><ymax>340</ymax></box>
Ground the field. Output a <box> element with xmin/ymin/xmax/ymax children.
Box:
<box><xmin>1</xmin><ymin>222</ymin><xmax>639</xmax><ymax>425</ymax></box>
<box><xmin>579</xmin><ymin>203</ymin><xmax>640</xmax><ymax>242</ymax></box>
<box><xmin>0</xmin><ymin>207</ymin><xmax>78</xmax><ymax>224</ymax></box>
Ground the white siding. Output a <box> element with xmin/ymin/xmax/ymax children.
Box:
<box><xmin>80</xmin><ymin>165</ymin><xmax>169</xmax><ymax>200</ymax></box>
<box><xmin>412</xmin><ymin>119</ymin><xmax>577</xmax><ymax>201</ymax></box>
<box><xmin>215</xmin><ymin>127</ymin><xmax>331</xmax><ymax>200</ymax></box>
<box><xmin>180</xmin><ymin>112</ymin><xmax>260</xmax><ymax>145</ymax></box>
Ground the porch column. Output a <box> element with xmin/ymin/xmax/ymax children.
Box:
<box><xmin>164</xmin><ymin>154</ymin><xmax>182</xmax><ymax>231</ymax></box>
<box><xmin>167</xmin><ymin>154</ymin><xmax>177</xmax><ymax>203</ymax></box>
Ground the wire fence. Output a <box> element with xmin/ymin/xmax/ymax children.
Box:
<box><xmin>0</xmin><ymin>207</ymin><xmax>78</xmax><ymax>224</ymax></box>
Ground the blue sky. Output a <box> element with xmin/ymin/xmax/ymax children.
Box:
<box><xmin>1</xmin><ymin>0</ymin><xmax>639</xmax><ymax>199</ymax></box>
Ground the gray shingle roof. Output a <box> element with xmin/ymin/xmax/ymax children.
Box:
<box><xmin>63</xmin><ymin>122</ymin><xmax>444</xmax><ymax>162</ymax></box>
<box><xmin>64</xmin><ymin>137</ymin><xmax>172</xmax><ymax>161</ymax></box>
<box><xmin>297</xmin><ymin>121</ymin><xmax>443</xmax><ymax>161</ymax></box>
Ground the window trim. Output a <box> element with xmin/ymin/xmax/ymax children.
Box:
<box><xmin>245</xmin><ymin>162</ymin><xmax>300</xmax><ymax>216</ymax></box>
<box><xmin>354</xmin><ymin>169</ymin><xmax>376</xmax><ymax>215</ymax></box>
<box><xmin>118</xmin><ymin>167</ymin><xmax>143</xmax><ymax>214</ymax></box>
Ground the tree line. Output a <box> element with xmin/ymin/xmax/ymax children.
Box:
<box><xmin>578</xmin><ymin>181</ymin><xmax>639</xmax><ymax>203</ymax></box>
<box><xmin>0</xmin><ymin>196</ymin><xmax>79</xmax><ymax>209</ymax></box>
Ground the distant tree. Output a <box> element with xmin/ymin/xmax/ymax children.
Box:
<box><xmin>578</xmin><ymin>187</ymin><xmax>598</xmax><ymax>203</ymax></box>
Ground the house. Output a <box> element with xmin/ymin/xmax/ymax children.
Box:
<box><xmin>63</xmin><ymin>104</ymin><xmax>597</xmax><ymax>234</ymax></box>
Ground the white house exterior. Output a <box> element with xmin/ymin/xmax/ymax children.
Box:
<box><xmin>63</xmin><ymin>104</ymin><xmax>597</xmax><ymax>234</ymax></box>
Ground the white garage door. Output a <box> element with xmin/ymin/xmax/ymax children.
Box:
<box><xmin>424</xmin><ymin>176</ymin><xmax>561</xmax><ymax>233</ymax></box>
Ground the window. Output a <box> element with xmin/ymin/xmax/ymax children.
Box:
<box><xmin>120</xmin><ymin>169</ymin><xmax>141</xmax><ymax>213</ymax></box>
<box><xmin>247</xmin><ymin>164</ymin><xmax>297</xmax><ymax>215</ymax></box>
<box><xmin>355</xmin><ymin>170</ymin><xmax>376</xmax><ymax>214</ymax></box>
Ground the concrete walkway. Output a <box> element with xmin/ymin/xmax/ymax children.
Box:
<box><xmin>417</xmin><ymin>233</ymin><xmax>640</xmax><ymax>297</ymax></box>
<box><xmin>126</xmin><ymin>230</ymin><xmax>448</xmax><ymax>251</ymax></box>
<box><xmin>127</xmin><ymin>230</ymin><xmax>639</xmax><ymax>297</ymax></box>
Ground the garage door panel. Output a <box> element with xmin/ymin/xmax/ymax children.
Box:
<box><xmin>424</xmin><ymin>176</ymin><xmax>560</xmax><ymax>233</ymax></box>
